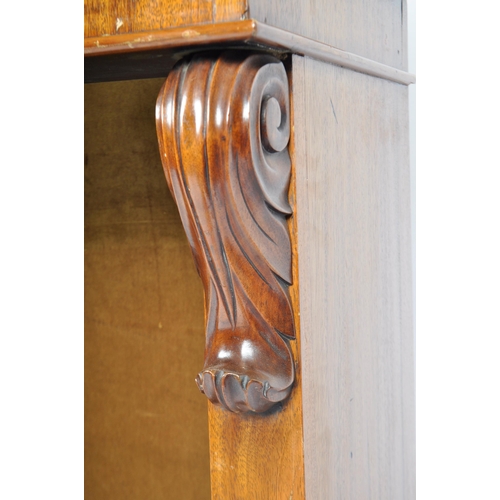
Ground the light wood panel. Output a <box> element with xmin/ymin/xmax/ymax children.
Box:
<box><xmin>292</xmin><ymin>55</ymin><xmax>415</xmax><ymax>499</ymax></box>
<box><xmin>249</xmin><ymin>0</ymin><xmax>408</xmax><ymax>70</ymax></box>
<box><xmin>84</xmin><ymin>0</ymin><xmax>248</xmax><ymax>38</ymax></box>
<box><xmin>85</xmin><ymin>78</ymin><xmax>211</xmax><ymax>500</ymax></box>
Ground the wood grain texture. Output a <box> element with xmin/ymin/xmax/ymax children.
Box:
<box><xmin>84</xmin><ymin>20</ymin><xmax>256</xmax><ymax>54</ymax></box>
<box><xmin>85</xmin><ymin>78</ymin><xmax>211</xmax><ymax>499</ymax></box>
<box><xmin>84</xmin><ymin>0</ymin><xmax>248</xmax><ymax>38</ymax></box>
<box><xmin>206</xmin><ymin>63</ymin><xmax>306</xmax><ymax>496</ymax></box>
<box><xmin>292</xmin><ymin>55</ymin><xmax>415</xmax><ymax>498</ymax></box>
<box><xmin>249</xmin><ymin>0</ymin><xmax>408</xmax><ymax>70</ymax></box>
<box><xmin>156</xmin><ymin>52</ymin><xmax>296</xmax><ymax>413</ymax></box>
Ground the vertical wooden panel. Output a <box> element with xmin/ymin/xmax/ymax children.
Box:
<box><xmin>249</xmin><ymin>0</ymin><xmax>408</xmax><ymax>70</ymax></box>
<box><xmin>292</xmin><ymin>55</ymin><xmax>415</xmax><ymax>499</ymax></box>
<box><xmin>85</xmin><ymin>78</ymin><xmax>211</xmax><ymax>500</ymax></box>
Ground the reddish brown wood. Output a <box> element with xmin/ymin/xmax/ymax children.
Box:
<box><xmin>156</xmin><ymin>52</ymin><xmax>295</xmax><ymax>413</ymax></box>
<box><xmin>205</xmin><ymin>87</ymin><xmax>306</xmax><ymax>496</ymax></box>
<box><xmin>84</xmin><ymin>0</ymin><xmax>248</xmax><ymax>38</ymax></box>
<box><xmin>84</xmin><ymin>20</ymin><xmax>257</xmax><ymax>55</ymax></box>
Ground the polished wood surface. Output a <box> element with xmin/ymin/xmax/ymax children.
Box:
<box><xmin>85</xmin><ymin>2</ymin><xmax>414</xmax><ymax>498</ymax></box>
<box><xmin>155</xmin><ymin>52</ymin><xmax>307</xmax><ymax>498</ymax></box>
<box><xmin>84</xmin><ymin>20</ymin><xmax>255</xmax><ymax>54</ymax></box>
<box><xmin>85</xmin><ymin>78</ymin><xmax>211</xmax><ymax>499</ymax></box>
<box><xmin>292</xmin><ymin>54</ymin><xmax>415</xmax><ymax>499</ymax></box>
<box><xmin>84</xmin><ymin>21</ymin><xmax>260</xmax><ymax>84</ymax></box>
<box><xmin>84</xmin><ymin>0</ymin><xmax>247</xmax><ymax>38</ymax></box>
<box><xmin>205</xmin><ymin>75</ymin><xmax>306</xmax><ymax>496</ymax></box>
<box><xmin>156</xmin><ymin>52</ymin><xmax>296</xmax><ymax>413</ymax></box>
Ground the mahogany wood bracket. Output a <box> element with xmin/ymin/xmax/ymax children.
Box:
<box><xmin>156</xmin><ymin>52</ymin><xmax>295</xmax><ymax>413</ymax></box>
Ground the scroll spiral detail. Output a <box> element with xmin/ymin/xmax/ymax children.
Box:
<box><xmin>156</xmin><ymin>52</ymin><xmax>295</xmax><ymax>413</ymax></box>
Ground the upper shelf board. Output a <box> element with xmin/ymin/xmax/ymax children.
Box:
<box><xmin>85</xmin><ymin>20</ymin><xmax>415</xmax><ymax>85</ymax></box>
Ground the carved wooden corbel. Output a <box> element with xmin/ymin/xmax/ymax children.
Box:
<box><xmin>156</xmin><ymin>52</ymin><xmax>295</xmax><ymax>413</ymax></box>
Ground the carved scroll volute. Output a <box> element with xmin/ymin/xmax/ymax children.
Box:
<box><xmin>156</xmin><ymin>52</ymin><xmax>295</xmax><ymax>413</ymax></box>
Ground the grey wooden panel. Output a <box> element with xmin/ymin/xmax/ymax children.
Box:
<box><xmin>292</xmin><ymin>55</ymin><xmax>415</xmax><ymax>499</ymax></box>
<box><xmin>249</xmin><ymin>0</ymin><xmax>408</xmax><ymax>70</ymax></box>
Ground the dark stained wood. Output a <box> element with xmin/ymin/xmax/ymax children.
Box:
<box><xmin>84</xmin><ymin>0</ymin><xmax>248</xmax><ymax>38</ymax></box>
<box><xmin>156</xmin><ymin>52</ymin><xmax>296</xmax><ymax>414</ymax></box>
<box><xmin>205</xmin><ymin>64</ymin><xmax>306</xmax><ymax>496</ymax></box>
<box><xmin>85</xmin><ymin>2</ymin><xmax>414</xmax><ymax>497</ymax></box>
<box><xmin>84</xmin><ymin>48</ymin><xmax>182</xmax><ymax>83</ymax></box>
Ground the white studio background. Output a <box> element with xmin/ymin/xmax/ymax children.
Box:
<box><xmin>417</xmin><ymin>1</ymin><xmax>500</xmax><ymax>499</ymax></box>
<box><xmin>409</xmin><ymin>0</ymin><xmax>416</xmax><ymax>339</ymax></box>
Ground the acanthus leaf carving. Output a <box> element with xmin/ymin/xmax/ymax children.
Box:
<box><xmin>156</xmin><ymin>51</ymin><xmax>295</xmax><ymax>413</ymax></box>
